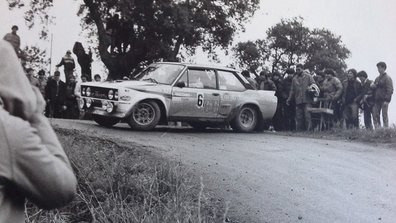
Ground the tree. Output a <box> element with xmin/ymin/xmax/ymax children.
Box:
<box><xmin>8</xmin><ymin>0</ymin><xmax>260</xmax><ymax>80</ymax></box>
<box><xmin>20</xmin><ymin>46</ymin><xmax>50</xmax><ymax>73</ymax></box>
<box><xmin>232</xmin><ymin>40</ymin><xmax>268</xmax><ymax>75</ymax></box>
<box><xmin>232</xmin><ymin>17</ymin><xmax>350</xmax><ymax>75</ymax></box>
<box><xmin>304</xmin><ymin>28</ymin><xmax>350</xmax><ymax>74</ymax></box>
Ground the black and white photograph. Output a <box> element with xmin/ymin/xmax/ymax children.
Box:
<box><xmin>0</xmin><ymin>0</ymin><xmax>395</xmax><ymax>222</ymax></box>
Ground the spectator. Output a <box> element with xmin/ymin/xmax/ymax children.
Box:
<box><xmin>94</xmin><ymin>74</ymin><xmax>102</xmax><ymax>82</ymax></box>
<box><xmin>341</xmin><ymin>69</ymin><xmax>362</xmax><ymax>129</ymax></box>
<box><xmin>65</xmin><ymin>76</ymin><xmax>79</xmax><ymax>119</ymax></box>
<box><xmin>37</xmin><ymin>69</ymin><xmax>48</xmax><ymax>98</ymax></box>
<box><xmin>25</xmin><ymin>67</ymin><xmax>40</xmax><ymax>88</ymax></box>
<box><xmin>272</xmin><ymin>71</ymin><xmax>285</xmax><ymax>131</ymax></box>
<box><xmin>106</xmin><ymin>14</ymin><xmax>121</xmax><ymax>53</ymax></box>
<box><xmin>282</xmin><ymin>68</ymin><xmax>296</xmax><ymax>131</ymax></box>
<box><xmin>371</xmin><ymin>62</ymin><xmax>393</xmax><ymax>128</ymax></box>
<box><xmin>286</xmin><ymin>64</ymin><xmax>316</xmax><ymax>131</ymax></box>
<box><xmin>356</xmin><ymin>70</ymin><xmax>374</xmax><ymax>130</ymax></box>
<box><xmin>3</xmin><ymin>25</ymin><xmax>21</xmax><ymax>57</ymax></box>
<box><xmin>241</xmin><ymin>70</ymin><xmax>257</xmax><ymax>89</ymax></box>
<box><xmin>56</xmin><ymin>50</ymin><xmax>76</xmax><ymax>84</ymax></box>
<box><xmin>0</xmin><ymin>39</ymin><xmax>76</xmax><ymax>222</ymax></box>
<box><xmin>75</xmin><ymin>75</ymin><xmax>88</xmax><ymax>119</ymax></box>
<box><xmin>322</xmin><ymin>69</ymin><xmax>343</xmax><ymax>104</ymax></box>
<box><xmin>258</xmin><ymin>71</ymin><xmax>276</xmax><ymax>91</ymax></box>
<box><xmin>45</xmin><ymin>71</ymin><xmax>67</xmax><ymax>118</ymax></box>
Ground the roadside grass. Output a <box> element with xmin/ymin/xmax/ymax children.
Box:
<box><xmin>278</xmin><ymin>125</ymin><xmax>396</xmax><ymax>147</ymax></box>
<box><xmin>25</xmin><ymin>127</ymin><xmax>227</xmax><ymax>223</ymax></box>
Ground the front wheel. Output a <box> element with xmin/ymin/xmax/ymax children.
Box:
<box><xmin>231</xmin><ymin>106</ymin><xmax>258</xmax><ymax>133</ymax></box>
<box><xmin>93</xmin><ymin>115</ymin><xmax>120</xmax><ymax>127</ymax></box>
<box><xmin>128</xmin><ymin>101</ymin><xmax>161</xmax><ymax>131</ymax></box>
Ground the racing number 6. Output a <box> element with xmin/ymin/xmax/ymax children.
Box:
<box><xmin>197</xmin><ymin>93</ymin><xmax>204</xmax><ymax>108</ymax></box>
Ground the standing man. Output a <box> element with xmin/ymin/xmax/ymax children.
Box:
<box><xmin>282</xmin><ymin>68</ymin><xmax>296</xmax><ymax>131</ymax></box>
<box><xmin>356</xmin><ymin>71</ymin><xmax>374</xmax><ymax>130</ymax></box>
<box><xmin>371</xmin><ymin>62</ymin><xmax>393</xmax><ymax>128</ymax></box>
<box><xmin>286</xmin><ymin>64</ymin><xmax>316</xmax><ymax>131</ymax></box>
<box><xmin>341</xmin><ymin>69</ymin><xmax>362</xmax><ymax>129</ymax></box>
<box><xmin>3</xmin><ymin>25</ymin><xmax>21</xmax><ymax>57</ymax></box>
<box><xmin>45</xmin><ymin>71</ymin><xmax>67</xmax><ymax>118</ymax></box>
<box><xmin>56</xmin><ymin>50</ymin><xmax>76</xmax><ymax>84</ymax></box>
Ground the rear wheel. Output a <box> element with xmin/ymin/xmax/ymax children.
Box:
<box><xmin>231</xmin><ymin>106</ymin><xmax>258</xmax><ymax>133</ymax></box>
<box><xmin>93</xmin><ymin>115</ymin><xmax>120</xmax><ymax>127</ymax></box>
<box><xmin>128</xmin><ymin>101</ymin><xmax>161</xmax><ymax>131</ymax></box>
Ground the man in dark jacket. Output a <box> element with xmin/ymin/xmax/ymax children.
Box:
<box><xmin>286</xmin><ymin>64</ymin><xmax>316</xmax><ymax>131</ymax></box>
<box><xmin>341</xmin><ymin>69</ymin><xmax>362</xmax><ymax>129</ymax></box>
<box><xmin>356</xmin><ymin>71</ymin><xmax>374</xmax><ymax>130</ymax></box>
<box><xmin>45</xmin><ymin>71</ymin><xmax>67</xmax><ymax>118</ymax></box>
<box><xmin>371</xmin><ymin>62</ymin><xmax>393</xmax><ymax>128</ymax></box>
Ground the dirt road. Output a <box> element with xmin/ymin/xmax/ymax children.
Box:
<box><xmin>52</xmin><ymin>119</ymin><xmax>396</xmax><ymax>223</ymax></box>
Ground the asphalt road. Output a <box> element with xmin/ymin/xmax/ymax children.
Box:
<box><xmin>52</xmin><ymin>119</ymin><xmax>396</xmax><ymax>223</ymax></box>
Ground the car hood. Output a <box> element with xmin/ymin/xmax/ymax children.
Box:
<box><xmin>83</xmin><ymin>80</ymin><xmax>159</xmax><ymax>89</ymax></box>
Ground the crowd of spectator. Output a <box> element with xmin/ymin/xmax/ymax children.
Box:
<box><xmin>243</xmin><ymin>62</ymin><xmax>393</xmax><ymax>131</ymax></box>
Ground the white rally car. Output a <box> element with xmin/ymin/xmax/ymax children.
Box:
<box><xmin>79</xmin><ymin>62</ymin><xmax>277</xmax><ymax>132</ymax></box>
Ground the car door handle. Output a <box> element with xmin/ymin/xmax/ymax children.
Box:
<box><xmin>212</xmin><ymin>93</ymin><xmax>220</xmax><ymax>96</ymax></box>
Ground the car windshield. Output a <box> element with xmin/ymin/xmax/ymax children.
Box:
<box><xmin>135</xmin><ymin>64</ymin><xmax>185</xmax><ymax>85</ymax></box>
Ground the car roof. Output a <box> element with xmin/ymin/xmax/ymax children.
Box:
<box><xmin>154</xmin><ymin>62</ymin><xmax>239</xmax><ymax>73</ymax></box>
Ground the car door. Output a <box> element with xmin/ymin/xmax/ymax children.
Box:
<box><xmin>216</xmin><ymin>70</ymin><xmax>248</xmax><ymax>117</ymax></box>
<box><xmin>170</xmin><ymin>68</ymin><xmax>220</xmax><ymax>119</ymax></box>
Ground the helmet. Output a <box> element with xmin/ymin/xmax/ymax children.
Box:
<box><xmin>307</xmin><ymin>84</ymin><xmax>320</xmax><ymax>97</ymax></box>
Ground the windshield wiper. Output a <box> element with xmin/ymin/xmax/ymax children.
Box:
<box><xmin>142</xmin><ymin>78</ymin><xmax>158</xmax><ymax>84</ymax></box>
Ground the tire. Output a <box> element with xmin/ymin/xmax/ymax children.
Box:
<box><xmin>128</xmin><ymin>101</ymin><xmax>161</xmax><ymax>131</ymax></box>
<box><xmin>189</xmin><ymin>122</ymin><xmax>208</xmax><ymax>131</ymax></box>
<box><xmin>93</xmin><ymin>115</ymin><xmax>120</xmax><ymax>127</ymax></box>
<box><xmin>231</xmin><ymin>106</ymin><xmax>258</xmax><ymax>133</ymax></box>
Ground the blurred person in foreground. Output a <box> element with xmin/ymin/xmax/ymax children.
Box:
<box><xmin>371</xmin><ymin>62</ymin><xmax>393</xmax><ymax>128</ymax></box>
<box><xmin>0</xmin><ymin>40</ymin><xmax>77</xmax><ymax>222</ymax></box>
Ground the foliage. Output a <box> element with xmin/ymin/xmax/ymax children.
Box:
<box><xmin>8</xmin><ymin>0</ymin><xmax>260</xmax><ymax>80</ymax></box>
<box><xmin>232</xmin><ymin>17</ymin><xmax>351</xmax><ymax>74</ymax></box>
<box><xmin>21</xmin><ymin>45</ymin><xmax>50</xmax><ymax>73</ymax></box>
<box><xmin>25</xmin><ymin>128</ymin><xmax>227</xmax><ymax>222</ymax></box>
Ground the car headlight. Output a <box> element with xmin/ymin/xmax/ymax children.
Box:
<box><xmin>102</xmin><ymin>101</ymin><xmax>115</xmax><ymax>113</ymax></box>
<box><xmin>86</xmin><ymin>87</ymin><xmax>91</xmax><ymax>97</ymax></box>
<box><xmin>108</xmin><ymin>90</ymin><xmax>114</xmax><ymax>100</ymax></box>
<box><xmin>78</xmin><ymin>98</ymin><xmax>85</xmax><ymax>109</ymax></box>
<box><xmin>81</xmin><ymin>87</ymin><xmax>86</xmax><ymax>96</ymax></box>
<box><xmin>114</xmin><ymin>91</ymin><xmax>118</xmax><ymax>99</ymax></box>
<box><xmin>86</xmin><ymin>98</ymin><xmax>92</xmax><ymax>108</ymax></box>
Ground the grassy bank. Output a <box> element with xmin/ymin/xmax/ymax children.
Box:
<box><xmin>279</xmin><ymin>126</ymin><xmax>396</xmax><ymax>147</ymax></box>
<box><xmin>25</xmin><ymin>128</ymin><xmax>226</xmax><ymax>223</ymax></box>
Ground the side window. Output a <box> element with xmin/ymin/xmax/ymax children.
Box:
<box><xmin>177</xmin><ymin>70</ymin><xmax>188</xmax><ymax>86</ymax></box>
<box><xmin>217</xmin><ymin>70</ymin><xmax>246</xmax><ymax>91</ymax></box>
<box><xmin>188</xmin><ymin>69</ymin><xmax>216</xmax><ymax>89</ymax></box>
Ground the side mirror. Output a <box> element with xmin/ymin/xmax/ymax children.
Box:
<box><xmin>175</xmin><ymin>81</ymin><xmax>186</xmax><ymax>88</ymax></box>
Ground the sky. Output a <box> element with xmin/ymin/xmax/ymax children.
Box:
<box><xmin>0</xmin><ymin>0</ymin><xmax>395</xmax><ymax>124</ymax></box>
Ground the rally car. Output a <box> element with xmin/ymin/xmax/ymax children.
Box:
<box><xmin>79</xmin><ymin>62</ymin><xmax>277</xmax><ymax>132</ymax></box>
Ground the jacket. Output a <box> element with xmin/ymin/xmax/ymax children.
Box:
<box><xmin>322</xmin><ymin>76</ymin><xmax>343</xmax><ymax>101</ymax></box>
<box><xmin>342</xmin><ymin>79</ymin><xmax>362</xmax><ymax>104</ymax></box>
<box><xmin>56</xmin><ymin>55</ymin><xmax>75</xmax><ymax>71</ymax></box>
<box><xmin>288</xmin><ymin>71</ymin><xmax>316</xmax><ymax>105</ymax></box>
<box><xmin>0</xmin><ymin>40</ymin><xmax>77</xmax><ymax>223</ymax></box>
<box><xmin>356</xmin><ymin>79</ymin><xmax>373</xmax><ymax>104</ymax></box>
<box><xmin>372</xmin><ymin>73</ymin><xmax>393</xmax><ymax>102</ymax></box>
<box><xmin>45</xmin><ymin>79</ymin><xmax>67</xmax><ymax>102</ymax></box>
